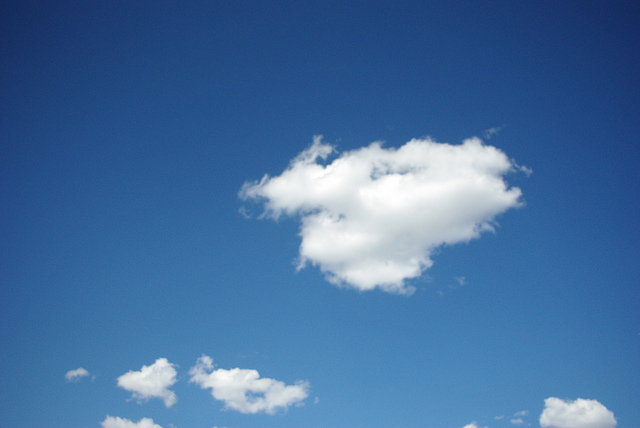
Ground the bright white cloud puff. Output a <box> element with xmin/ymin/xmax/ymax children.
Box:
<box><xmin>462</xmin><ymin>423</ymin><xmax>486</xmax><ymax>428</ymax></box>
<box><xmin>101</xmin><ymin>415</ymin><xmax>162</xmax><ymax>428</ymax></box>
<box><xmin>539</xmin><ymin>397</ymin><xmax>617</xmax><ymax>428</ymax></box>
<box><xmin>117</xmin><ymin>358</ymin><xmax>178</xmax><ymax>407</ymax></box>
<box><xmin>65</xmin><ymin>367</ymin><xmax>90</xmax><ymax>382</ymax></box>
<box><xmin>241</xmin><ymin>135</ymin><xmax>525</xmax><ymax>294</ymax></box>
<box><xmin>189</xmin><ymin>355</ymin><xmax>309</xmax><ymax>414</ymax></box>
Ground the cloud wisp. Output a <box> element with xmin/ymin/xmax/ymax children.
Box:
<box><xmin>189</xmin><ymin>355</ymin><xmax>309</xmax><ymax>414</ymax></box>
<box><xmin>539</xmin><ymin>397</ymin><xmax>616</xmax><ymax>428</ymax></box>
<box><xmin>117</xmin><ymin>358</ymin><xmax>178</xmax><ymax>408</ymax></box>
<box><xmin>241</xmin><ymin>136</ymin><xmax>526</xmax><ymax>294</ymax></box>
<box><xmin>101</xmin><ymin>416</ymin><xmax>162</xmax><ymax>428</ymax></box>
<box><xmin>65</xmin><ymin>367</ymin><xmax>90</xmax><ymax>382</ymax></box>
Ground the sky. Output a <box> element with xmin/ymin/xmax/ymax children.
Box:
<box><xmin>1</xmin><ymin>1</ymin><xmax>639</xmax><ymax>427</ymax></box>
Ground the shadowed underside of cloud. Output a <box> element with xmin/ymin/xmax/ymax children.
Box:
<box><xmin>241</xmin><ymin>136</ymin><xmax>526</xmax><ymax>294</ymax></box>
<box><xmin>189</xmin><ymin>355</ymin><xmax>309</xmax><ymax>414</ymax></box>
<box><xmin>540</xmin><ymin>397</ymin><xmax>617</xmax><ymax>428</ymax></box>
<box><xmin>117</xmin><ymin>358</ymin><xmax>178</xmax><ymax>408</ymax></box>
<box><xmin>101</xmin><ymin>415</ymin><xmax>162</xmax><ymax>428</ymax></box>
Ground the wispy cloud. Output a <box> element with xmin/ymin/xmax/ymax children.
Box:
<box><xmin>540</xmin><ymin>397</ymin><xmax>616</xmax><ymax>428</ymax></box>
<box><xmin>101</xmin><ymin>415</ymin><xmax>162</xmax><ymax>428</ymax></box>
<box><xmin>65</xmin><ymin>367</ymin><xmax>90</xmax><ymax>382</ymax></box>
<box><xmin>117</xmin><ymin>358</ymin><xmax>178</xmax><ymax>408</ymax></box>
<box><xmin>189</xmin><ymin>355</ymin><xmax>309</xmax><ymax>414</ymax></box>
<box><xmin>241</xmin><ymin>136</ymin><xmax>525</xmax><ymax>294</ymax></box>
<box><xmin>483</xmin><ymin>126</ymin><xmax>504</xmax><ymax>139</ymax></box>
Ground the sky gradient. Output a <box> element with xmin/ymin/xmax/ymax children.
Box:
<box><xmin>1</xmin><ymin>1</ymin><xmax>639</xmax><ymax>427</ymax></box>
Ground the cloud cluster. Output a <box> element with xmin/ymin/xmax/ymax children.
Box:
<box><xmin>241</xmin><ymin>136</ymin><xmax>525</xmax><ymax>294</ymax></box>
<box><xmin>189</xmin><ymin>355</ymin><xmax>309</xmax><ymax>414</ymax></box>
<box><xmin>101</xmin><ymin>416</ymin><xmax>162</xmax><ymax>428</ymax></box>
<box><xmin>65</xmin><ymin>367</ymin><xmax>90</xmax><ymax>382</ymax></box>
<box><xmin>117</xmin><ymin>358</ymin><xmax>178</xmax><ymax>408</ymax></box>
<box><xmin>540</xmin><ymin>397</ymin><xmax>616</xmax><ymax>428</ymax></box>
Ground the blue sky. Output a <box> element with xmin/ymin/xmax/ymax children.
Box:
<box><xmin>1</xmin><ymin>1</ymin><xmax>639</xmax><ymax>427</ymax></box>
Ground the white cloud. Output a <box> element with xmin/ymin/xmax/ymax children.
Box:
<box><xmin>101</xmin><ymin>415</ymin><xmax>162</xmax><ymax>428</ymax></box>
<box><xmin>463</xmin><ymin>423</ymin><xmax>486</xmax><ymax>428</ymax></box>
<box><xmin>240</xmin><ymin>136</ymin><xmax>525</xmax><ymax>294</ymax></box>
<box><xmin>189</xmin><ymin>355</ymin><xmax>309</xmax><ymax>414</ymax></box>
<box><xmin>540</xmin><ymin>397</ymin><xmax>616</xmax><ymax>428</ymax></box>
<box><xmin>511</xmin><ymin>418</ymin><xmax>524</xmax><ymax>424</ymax></box>
<box><xmin>117</xmin><ymin>358</ymin><xmax>178</xmax><ymax>407</ymax></box>
<box><xmin>483</xmin><ymin>126</ymin><xmax>504</xmax><ymax>139</ymax></box>
<box><xmin>65</xmin><ymin>367</ymin><xmax>89</xmax><ymax>382</ymax></box>
<box><xmin>514</xmin><ymin>410</ymin><xmax>528</xmax><ymax>417</ymax></box>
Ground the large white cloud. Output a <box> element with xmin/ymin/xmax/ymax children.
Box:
<box><xmin>240</xmin><ymin>136</ymin><xmax>525</xmax><ymax>294</ymax></box>
<box><xmin>117</xmin><ymin>358</ymin><xmax>178</xmax><ymax>408</ymax></box>
<box><xmin>189</xmin><ymin>355</ymin><xmax>309</xmax><ymax>414</ymax></box>
<box><xmin>101</xmin><ymin>416</ymin><xmax>162</xmax><ymax>428</ymax></box>
<box><xmin>65</xmin><ymin>367</ymin><xmax>89</xmax><ymax>382</ymax></box>
<box><xmin>539</xmin><ymin>397</ymin><xmax>617</xmax><ymax>428</ymax></box>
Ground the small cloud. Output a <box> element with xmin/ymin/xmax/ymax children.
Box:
<box><xmin>117</xmin><ymin>358</ymin><xmax>178</xmax><ymax>408</ymax></box>
<box><xmin>454</xmin><ymin>276</ymin><xmax>467</xmax><ymax>286</ymax></box>
<box><xmin>495</xmin><ymin>415</ymin><xmax>505</xmax><ymax>419</ymax></box>
<box><xmin>314</xmin><ymin>396</ymin><xmax>320</xmax><ymax>404</ymax></box>
<box><xmin>483</xmin><ymin>126</ymin><xmax>504</xmax><ymax>139</ymax></box>
<box><xmin>514</xmin><ymin>162</ymin><xmax>533</xmax><ymax>177</ymax></box>
<box><xmin>540</xmin><ymin>397</ymin><xmax>616</xmax><ymax>428</ymax></box>
<box><xmin>462</xmin><ymin>422</ymin><xmax>487</xmax><ymax>428</ymax></box>
<box><xmin>65</xmin><ymin>367</ymin><xmax>90</xmax><ymax>382</ymax></box>
<box><xmin>189</xmin><ymin>354</ymin><xmax>309</xmax><ymax>414</ymax></box>
<box><xmin>238</xmin><ymin>206</ymin><xmax>253</xmax><ymax>219</ymax></box>
<box><xmin>101</xmin><ymin>415</ymin><xmax>162</xmax><ymax>428</ymax></box>
<box><xmin>514</xmin><ymin>410</ymin><xmax>528</xmax><ymax>417</ymax></box>
<box><xmin>241</xmin><ymin>135</ymin><xmax>525</xmax><ymax>294</ymax></box>
<box><xmin>511</xmin><ymin>418</ymin><xmax>525</xmax><ymax>425</ymax></box>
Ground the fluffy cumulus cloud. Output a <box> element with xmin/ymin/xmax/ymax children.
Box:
<box><xmin>117</xmin><ymin>358</ymin><xmax>178</xmax><ymax>407</ymax></box>
<box><xmin>101</xmin><ymin>416</ymin><xmax>162</xmax><ymax>428</ymax></box>
<box><xmin>65</xmin><ymin>367</ymin><xmax>89</xmax><ymax>382</ymax></box>
<box><xmin>241</xmin><ymin>136</ymin><xmax>525</xmax><ymax>294</ymax></box>
<box><xmin>189</xmin><ymin>355</ymin><xmax>309</xmax><ymax>414</ymax></box>
<box><xmin>539</xmin><ymin>397</ymin><xmax>616</xmax><ymax>428</ymax></box>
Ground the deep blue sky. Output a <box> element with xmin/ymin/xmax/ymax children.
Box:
<box><xmin>1</xmin><ymin>1</ymin><xmax>639</xmax><ymax>427</ymax></box>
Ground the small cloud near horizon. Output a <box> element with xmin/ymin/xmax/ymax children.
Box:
<box><xmin>101</xmin><ymin>415</ymin><xmax>162</xmax><ymax>428</ymax></box>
